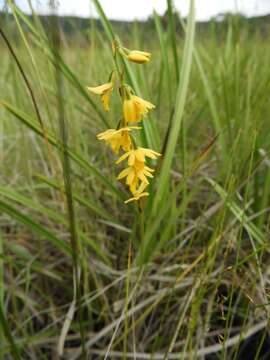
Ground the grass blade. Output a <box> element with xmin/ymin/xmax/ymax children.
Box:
<box><xmin>0</xmin><ymin>199</ymin><xmax>71</xmax><ymax>255</ymax></box>
<box><xmin>1</xmin><ymin>101</ymin><xmax>124</xmax><ymax>200</ymax></box>
<box><xmin>153</xmin><ymin>0</ymin><xmax>195</xmax><ymax>210</ymax></box>
<box><xmin>207</xmin><ymin>177</ymin><xmax>265</xmax><ymax>245</ymax></box>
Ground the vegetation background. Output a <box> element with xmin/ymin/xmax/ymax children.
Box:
<box><xmin>0</xmin><ymin>0</ymin><xmax>270</xmax><ymax>358</ymax></box>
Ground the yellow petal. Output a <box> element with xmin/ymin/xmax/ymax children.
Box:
<box><xmin>87</xmin><ymin>82</ymin><xmax>113</xmax><ymax>95</ymax></box>
<box><xmin>116</xmin><ymin>151</ymin><xmax>131</xmax><ymax>164</ymax></box>
<box><xmin>143</xmin><ymin>170</ymin><xmax>154</xmax><ymax>178</ymax></box>
<box><xmin>129</xmin><ymin>177</ymin><xmax>139</xmax><ymax>194</ymax></box>
<box><xmin>121</xmin><ymin>131</ymin><xmax>132</xmax><ymax>152</ymax></box>
<box><xmin>134</xmin><ymin>149</ymin><xmax>145</xmax><ymax>163</ymax></box>
<box><xmin>97</xmin><ymin>129</ymin><xmax>114</xmax><ymax>140</ymax></box>
<box><xmin>126</xmin><ymin>168</ymin><xmax>135</xmax><ymax>185</ymax></box>
<box><xmin>120</xmin><ymin>126</ymin><xmax>141</xmax><ymax>132</ymax></box>
<box><xmin>123</xmin><ymin>99</ymin><xmax>139</xmax><ymax>123</ymax></box>
<box><xmin>128</xmin><ymin>152</ymin><xmax>136</xmax><ymax>166</ymax></box>
<box><xmin>140</xmin><ymin>148</ymin><xmax>161</xmax><ymax>159</ymax></box>
<box><xmin>144</xmin><ymin>166</ymin><xmax>155</xmax><ymax>173</ymax></box>
<box><xmin>136</xmin><ymin>181</ymin><xmax>148</xmax><ymax>194</ymax></box>
<box><xmin>131</xmin><ymin>50</ymin><xmax>151</xmax><ymax>57</ymax></box>
<box><xmin>101</xmin><ymin>92</ymin><xmax>111</xmax><ymax>111</ymax></box>
<box><xmin>117</xmin><ymin>167</ymin><xmax>131</xmax><ymax>180</ymax></box>
<box><xmin>127</xmin><ymin>51</ymin><xmax>151</xmax><ymax>64</ymax></box>
<box><xmin>132</xmin><ymin>95</ymin><xmax>155</xmax><ymax>111</ymax></box>
<box><xmin>110</xmin><ymin>139</ymin><xmax>121</xmax><ymax>154</ymax></box>
<box><xmin>124</xmin><ymin>192</ymin><xmax>149</xmax><ymax>204</ymax></box>
<box><xmin>137</xmin><ymin>171</ymin><xmax>149</xmax><ymax>184</ymax></box>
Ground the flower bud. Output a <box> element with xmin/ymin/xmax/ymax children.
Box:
<box><xmin>127</xmin><ymin>50</ymin><xmax>151</xmax><ymax>64</ymax></box>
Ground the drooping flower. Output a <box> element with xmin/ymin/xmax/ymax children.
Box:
<box><xmin>117</xmin><ymin>163</ymin><xmax>154</xmax><ymax>187</ymax></box>
<box><xmin>116</xmin><ymin>147</ymin><xmax>161</xmax><ymax>166</ymax></box>
<box><xmin>127</xmin><ymin>50</ymin><xmax>151</xmax><ymax>64</ymax></box>
<box><xmin>87</xmin><ymin>82</ymin><xmax>113</xmax><ymax>111</ymax></box>
<box><xmin>124</xmin><ymin>182</ymin><xmax>149</xmax><ymax>204</ymax></box>
<box><xmin>132</xmin><ymin>95</ymin><xmax>155</xmax><ymax>117</ymax></box>
<box><xmin>117</xmin><ymin>147</ymin><xmax>160</xmax><ymax>195</ymax></box>
<box><xmin>123</xmin><ymin>95</ymin><xmax>155</xmax><ymax>123</ymax></box>
<box><xmin>97</xmin><ymin>127</ymin><xmax>140</xmax><ymax>154</ymax></box>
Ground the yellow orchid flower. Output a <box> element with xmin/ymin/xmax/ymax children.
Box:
<box><xmin>127</xmin><ymin>50</ymin><xmax>151</xmax><ymax>64</ymax></box>
<box><xmin>123</xmin><ymin>95</ymin><xmax>155</xmax><ymax>123</ymax></box>
<box><xmin>120</xmin><ymin>168</ymin><xmax>141</xmax><ymax>195</ymax></box>
<box><xmin>125</xmin><ymin>181</ymin><xmax>149</xmax><ymax>204</ymax></box>
<box><xmin>117</xmin><ymin>163</ymin><xmax>154</xmax><ymax>186</ymax></box>
<box><xmin>97</xmin><ymin>127</ymin><xmax>140</xmax><ymax>154</ymax></box>
<box><xmin>116</xmin><ymin>147</ymin><xmax>159</xmax><ymax>193</ymax></box>
<box><xmin>87</xmin><ymin>82</ymin><xmax>113</xmax><ymax>111</ymax></box>
<box><xmin>116</xmin><ymin>147</ymin><xmax>161</xmax><ymax>166</ymax></box>
<box><xmin>118</xmin><ymin>168</ymin><xmax>150</xmax><ymax>203</ymax></box>
<box><xmin>132</xmin><ymin>95</ymin><xmax>155</xmax><ymax>116</ymax></box>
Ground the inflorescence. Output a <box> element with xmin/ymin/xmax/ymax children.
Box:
<box><xmin>87</xmin><ymin>41</ymin><xmax>161</xmax><ymax>204</ymax></box>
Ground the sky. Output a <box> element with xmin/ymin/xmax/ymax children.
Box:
<box><xmin>3</xmin><ymin>0</ymin><xmax>270</xmax><ymax>21</ymax></box>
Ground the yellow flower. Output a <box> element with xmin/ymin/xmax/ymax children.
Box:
<box><xmin>117</xmin><ymin>163</ymin><xmax>154</xmax><ymax>187</ymax></box>
<box><xmin>127</xmin><ymin>50</ymin><xmax>151</xmax><ymax>64</ymax></box>
<box><xmin>87</xmin><ymin>82</ymin><xmax>113</xmax><ymax>111</ymax></box>
<box><xmin>123</xmin><ymin>95</ymin><xmax>155</xmax><ymax>123</ymax></box>
<box><xmin>117</xmin><ymin>147</ymin><xmax>160</xmax><ymax>194</ymax></box>
<box><xmin>97</xmin><ymin>127</ymin><xmax>140</xmax><ymax>154</ymax></box>
<box><xmin>118</xmin><ymin>168</ymin><xmax>140</xmax><ymax>194</ymax></box>
<box><xmin>116</xmin><ymin>147</ymin><xmax>161</xmax><ymax>166</ymax></box>
<box><xmin>132</xmin><ymin>95</ymin><xmax>155</xmax><ymax>116</ymax></box>
<box><xmin>125</xmin><ymin>182</ymin><xmax>149</xmax><ymax>204</ymax></box>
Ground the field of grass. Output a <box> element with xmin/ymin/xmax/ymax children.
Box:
<box><xmin>1</xmin><ymin>0</ymin><xmax>270</xmax><ymax>359</ymax></box>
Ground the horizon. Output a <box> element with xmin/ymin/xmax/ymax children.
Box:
<box><xmin>1</xmin><ymin>0</ymin><xmax>270</xmax><ymax>21</ymax></box>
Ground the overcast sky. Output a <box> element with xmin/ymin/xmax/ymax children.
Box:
<box><xmin>5</xmin><ymin>0</ymin><xmax>270</xmax><ymax>21</ymax></box>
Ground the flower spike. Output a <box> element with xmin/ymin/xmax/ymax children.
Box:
<box><xmin>88</xmin><ymin>40</ymin><xmax>161</xmax><ymax>204</ymax></box>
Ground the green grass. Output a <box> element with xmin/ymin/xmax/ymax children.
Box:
<box><xmin>1</xmin><ymin>0</ymin><xmax>270</xmax><ymax>358</ymax></box>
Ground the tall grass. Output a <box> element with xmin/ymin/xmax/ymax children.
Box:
<box><xmin>0</xmin><ymin>0</ymin><xmax>270</xmax><ymax>358</ymax></box>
